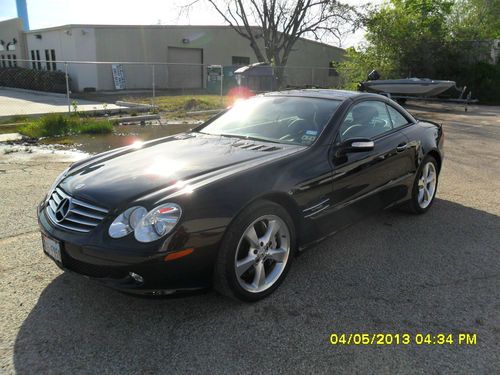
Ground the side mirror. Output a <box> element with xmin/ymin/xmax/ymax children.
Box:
<box><xmin>336</xmin><ymin>138</ymin><xmax>374</xmax><ymax>157</ymax></box>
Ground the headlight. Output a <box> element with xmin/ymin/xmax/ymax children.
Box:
<box><xmin>108</xmin><ymin>203</ymin><xmax>182</xmax><ymax>242</ymax></box>
<box><xmin>134</xmin><ymin>203</ymin><xmax>182</xmax><ymax>243</ymax></box>
<box><xmin>108</xmin><ymin>206</ymin><xmax>147</xmax><ymax>239</ymax></box>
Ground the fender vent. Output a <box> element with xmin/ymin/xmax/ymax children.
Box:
<box><xmin>231</xmin><ymin>141</ymin><xmax>281</xmax><ymax>152</ymax></box>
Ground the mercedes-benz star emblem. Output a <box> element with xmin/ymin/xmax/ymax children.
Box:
<box><xmin>54</xmin><ymin>198</ymin><xmax>71</xmax><ymax>222</ymax></box>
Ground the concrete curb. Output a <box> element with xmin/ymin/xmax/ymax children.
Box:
<box><xmin>0</xmin><ymin>86</ymin><xmax>67</xmax><ymax>98</ymax></box>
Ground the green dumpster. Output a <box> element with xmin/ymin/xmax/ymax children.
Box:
<box><xmin>206</xmin><ymin>65</ymin><xmax>238</xmax><ymax>94</ymax></box>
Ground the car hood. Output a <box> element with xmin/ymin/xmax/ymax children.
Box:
<box><xmin>59</xmin><ymin>132</ymin><xmax>303</xmax><ymax>209</ymax></box>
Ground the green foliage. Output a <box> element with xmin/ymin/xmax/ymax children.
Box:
<box><xmin>18</xmin><ymin>114</ymin><xmax>113</xmax><ymax>138</ymax></box>
<box><xmin>334</xmin><ymin>47</ymin><xmax>397</xmax><ymax>90</ymax></box>
<box><xmin>130</xmin><ymin>95</ymin><xmax>225</xmax><ymax>119</ymax></box>
<box><xmin>448</xmin><ymin>0</ymin><xmax>500</xmax><ymax>40</ymax></box>
<box><xmin>336</xmin><ymin>0</ymin><xmax>500</xmax><ymax>103</ymax></box>
<box><xmin>0</xmin><ymin>67</ymin><xmax>68</xmax><ymax>93</ymax></box>
<box><xmin>0</xmin><ymin>115</ymin><xmax>30</xmax><ymax>125</ymax></box>
<box><xmin>444</xmin><ymin>62</ymin><xmax>500</xmax><ymax>104</ymax></box>
<box><xmin>365</xmin><ymin>0</ymin><xmax>454</xmax><ymax>77</ymax></box>
<box><xmin>80</xmin><ymin>122</ymin><xmax>114</xmax><ymax>134</ymax></box>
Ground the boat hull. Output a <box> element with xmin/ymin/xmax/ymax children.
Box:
<box><xmin>363</xmin><ymin>79</ymin><xmax>455</xmax><ymax>97</ymax></box>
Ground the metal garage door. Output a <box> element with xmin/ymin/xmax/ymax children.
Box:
<box><xmin>168</xmin><ymin>47</ymin><xmax>203</xmax><ymax>89</ymax></box>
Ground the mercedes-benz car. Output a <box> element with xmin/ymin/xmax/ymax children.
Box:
<box><xmin>38</xmin><ymin>90</ymin><xmax>444</xmax><ymax>301</ymax></box>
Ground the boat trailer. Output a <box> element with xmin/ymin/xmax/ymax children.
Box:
<box><xmin>381</xmin><ymin>86</ymin><xmax>478</xmax><ymax>112</ymax></box>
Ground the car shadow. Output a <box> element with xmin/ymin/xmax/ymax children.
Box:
<box><xmin>13</xmin><ymin>199</ymin><xmax>500</xmax><ymax>373</ymax></box>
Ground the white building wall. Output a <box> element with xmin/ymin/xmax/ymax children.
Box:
<box><xmin>25</xmin><ymin>27</ymin><xmax>99</xmax><ymax>91</ymax></box>
<box><xmin>21</xmin><ymin>23</ymin><xmax>344</xmax><ymax>92</ymax></box>
<box><xmin>0</xmin><ymin>18</ymin><xmax>27</xmax><ymax>68</ymax></box>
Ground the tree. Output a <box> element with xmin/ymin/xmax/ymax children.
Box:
<box><xmin>364</xmin><ymin>0</ymin><xmax>454</xmax><ymax>77</ymax></box>
<box><xmin>448</xmin><ymin>0</ymin><xmax>500</xmax><ymax>40</ymax></box>
<box><xmin>336</xmin><ymin>0</ymin><xmax>500</xmax><ymax>103</ymax></box>
<box><xmin>183</xmin><ymin>0</ymin><xmax>358</xmax><ymax>87</ymax></box>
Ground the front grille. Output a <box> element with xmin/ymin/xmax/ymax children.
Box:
<box><xmin>46</xmin><ymin>187</ymin><xmax>109</xmax><ymax>233</ymax></box>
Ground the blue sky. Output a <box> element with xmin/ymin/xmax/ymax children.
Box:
<box><xmin>0</xmin><ymin>0</ymin><xmax>375</xmax><ymax>47</ymax></box>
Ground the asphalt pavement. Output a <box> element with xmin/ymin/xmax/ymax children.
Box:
<box><xmin>0</xmin><ymin>102</ymin><xmax>499</xmax><ymax>374</ymax></box>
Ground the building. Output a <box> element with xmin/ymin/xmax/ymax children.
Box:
<box><xmin>0</xmin><ymin>18</ymin><xmax>345</xmax><ymax>92</ymax></box>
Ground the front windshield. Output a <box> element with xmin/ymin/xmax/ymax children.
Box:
<box><xmin>199</xmin><ymin>96</ymin><xmax>341</xmax><ymax>146</ymax></box>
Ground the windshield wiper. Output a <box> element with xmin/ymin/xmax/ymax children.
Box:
<box><xmin>217</xmin><ymin>133</ymin><xmax>283</xmax><ymax>145</ymax></box>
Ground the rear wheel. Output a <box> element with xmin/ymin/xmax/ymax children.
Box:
<box><xmin>405</xmin><ymin>156</ymin><xmax>439</xmax><ymax>214</ymax></box>
<box><xmin>214</xmin><ymin>200</ymin><xmax>295</xmax><ymax>302</ymax></box>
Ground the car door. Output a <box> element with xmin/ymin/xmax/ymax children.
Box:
<box><xmin>327</xmin><ymin>100</ymin><xmax>414</xmax><ymax>227</ymax></box>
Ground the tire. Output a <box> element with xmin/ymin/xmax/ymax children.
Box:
<box><xmin>213</xmin><ymin>200</ymin><xmax>296</xmax><ymax>302</ymax></box>
<box><xmin>404</xmin><ymin>155</ymin><xmax>439</xmax><ymax>214</ymax></box>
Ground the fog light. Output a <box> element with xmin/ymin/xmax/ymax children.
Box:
<box><xmin>129</xmin><ymin>272</ymin><xmax>144</xmax><ymax>283</ymax></box>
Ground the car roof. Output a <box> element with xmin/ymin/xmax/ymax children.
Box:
<box><xmin>263</xmin><ymin>89</ymin><xmax>383</xmax><ymax>102</ymax></box>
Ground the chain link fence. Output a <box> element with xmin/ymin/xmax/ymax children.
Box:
<box><xmin>0</xmin><ymin>59</ymin><xmax>340</xmax><ymax>121</ymax></box>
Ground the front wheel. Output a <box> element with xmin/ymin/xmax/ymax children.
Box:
<box><xmin>214</xmin><ymin>200</ymin><xmax>295</xmax><ymax>302</ymax></box>
<box><xmin>405</xmin><ymin>156</ymin><xmax>439</xmax><ymax>214</ymax></box>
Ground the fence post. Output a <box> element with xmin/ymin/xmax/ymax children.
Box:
<box><xmin>220</xmin><ymin>65</ymin><xmax>224</xmax><ymax>105</ymax></box>
<box><xmin>64</xmin><ymin>62</ymin><xmax>70</xmax><ymax>114</ymax></box>
<box><xmin>151</xmin><ymin>64</ymin><xmax>156</xmax><ymax>110</ymax></box>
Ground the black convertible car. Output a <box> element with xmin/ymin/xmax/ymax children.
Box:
<box><xmin>38</xmin><ymin>90</ymin><xmax>444</xmax><ymax>301</ymax></box>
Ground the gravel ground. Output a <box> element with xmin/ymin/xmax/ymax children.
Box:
<box><xmin>0</xmin><ymin>102</ymin><xmax>499</xmax><ymax>374</ymax></box>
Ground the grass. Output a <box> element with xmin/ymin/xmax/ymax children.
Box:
<box><xmin>130</xmin><ymin>95</ymin><xmax>226</xmax><ymax>118</ymax></box>
<box><xmin>18</xmin><ymin>113</ymin><xmax>113</xmax><ymax>139</ymax></box>
<box><xmin>0</xmin><ymin>115</ymin><xmax>31</xmax><ymax>125</ymax></box>
<box><xmin>0</xmin><ymin>124</ymin><xmax>27</xmax><ymax>134</ymax></box>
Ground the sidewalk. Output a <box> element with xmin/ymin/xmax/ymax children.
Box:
<box><xmin>0</xmin><ymin>88</ymin><xmax>128</xmax><ymax>119</ymax></box>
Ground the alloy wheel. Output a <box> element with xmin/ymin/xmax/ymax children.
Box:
<box><xmin>234</xmin><ymin>215</ymin><xmax>290</xmax><ymax>293</ymax></box>
<box><xmin>417</xmin><ymin>161</ymin><xmax>437</xmax><ymax>209</ymax></box>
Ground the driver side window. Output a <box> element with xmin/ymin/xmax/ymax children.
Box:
<box><xmin>339</xmin><ymin>101</ymin><xmax>393</xmax><ymax>141</ymax></box>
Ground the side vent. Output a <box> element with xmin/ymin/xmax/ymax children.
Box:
<box><xmin>232</xmin><ymin>141</ymin><xmax>281</xmax><ymax>152</ymax></box>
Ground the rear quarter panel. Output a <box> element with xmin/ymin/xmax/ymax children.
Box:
<box><xmin>400</xmin><ymin>120</ymin><xmax>444</xmax><ymax>173</ymax></box>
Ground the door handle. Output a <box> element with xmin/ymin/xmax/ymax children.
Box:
<box><xmin>396</xmin><ymin>143</ymin><xmax>408</xmax><ymax>152</ymax></box>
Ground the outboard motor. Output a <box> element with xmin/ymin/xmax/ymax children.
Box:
<box><xmin>367</xmin><ymin>70</ymin><xmax>380</xmax><ymax>81</ymax></box>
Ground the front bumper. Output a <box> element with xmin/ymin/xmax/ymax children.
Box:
<box><xmin>38</xmin><ymin>202</ymin><xmax>225</xmax><ymax>295</ymax></box>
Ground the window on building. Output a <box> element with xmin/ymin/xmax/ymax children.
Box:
<box><xmin>36</xmin><ymin>50</ymin><xmax>41</xmax><ymax>70</ymax></box>
<box><xmin>7</xmin><ymin>55</ymin><xmax>12</xmax><ymax>67</ymax></box>
<box><xmin>45</xmin><ymin>49</ymin><xmax>51</xmax><ymax>70</ymax></box>
<box><xmin>232</xmin><ymin>56</ymin><xmax>250</xmax><ymax>66</ymax></box>
<box><xmin>51</xmin><ymin>49</ymin><xmax>56</xmax><ymax>71</ymax></box>
<box><xmin>328</xmin><ymin>61</ymin><xmax>339</xmax><ymax>77</ymax></box>
<box><xmin>30</xmin><ymin>50</ymin><xmax>36</xmax><ymax>69</ymax></box>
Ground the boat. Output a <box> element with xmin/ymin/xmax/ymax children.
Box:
<box><xmin>361</xmin><ymin>77</ymin><xmax>456</xmax><ymax>97</ymax></box>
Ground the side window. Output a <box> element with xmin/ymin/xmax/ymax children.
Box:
<box><xmin>339</xmin><ymin>101</ymin><xmax>393</xmax><ymax>141</ymax></box>
<box><xmin>386</xmin><ymin>105</ymin><xmax>409</xmax><ymax>128</ymax></box>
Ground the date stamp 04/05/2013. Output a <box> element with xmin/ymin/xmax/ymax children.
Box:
<box><xmin>329</xmin><ymin>333</ymin><xmax>477</xmax><ymax>346</ymax></box>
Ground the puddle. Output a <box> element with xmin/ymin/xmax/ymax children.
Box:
<box><xmin>0</xmin><ymin>124</ymin><xmax>193</xmax><ymax>163</ymax></box>
<box><xmin>0</xmin><ymin>143</ymin><xmax>89</xmax><ymax>163</ymax></box>
<box><xmin>40</xmin><ymin>124</ymin><xmax>193</xmax><ymax>154</ymax></box>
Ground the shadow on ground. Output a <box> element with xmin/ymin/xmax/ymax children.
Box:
<box><xmin>13</xmin><ymin>199</ymin><xmax>500</xmax><ymax>374</ymax></box>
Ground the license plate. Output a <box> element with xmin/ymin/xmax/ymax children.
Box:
<box><xmin>42</xmin><ymin>234</ymin><xmax>62</xmax><ymax>263</ymax></box>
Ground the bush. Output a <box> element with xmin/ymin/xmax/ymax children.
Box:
<box><xmin>80</xmin><ymin>122</ymin><xmax>113</xmax><ymax>134</ymax></box>
<box><xmin>446</xmin><ymin>62</ymin><xmax>500</xmax><ymax>105</ymax></box>
<box><xmin>0</xmin><ymin>67</ymin><xmax>69</xmax><ymax>93</ymax></box>
<box><xmin>18</xmin><ymin>114</ymin><xmax>113</xmax><ymax>138</ymax></box>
